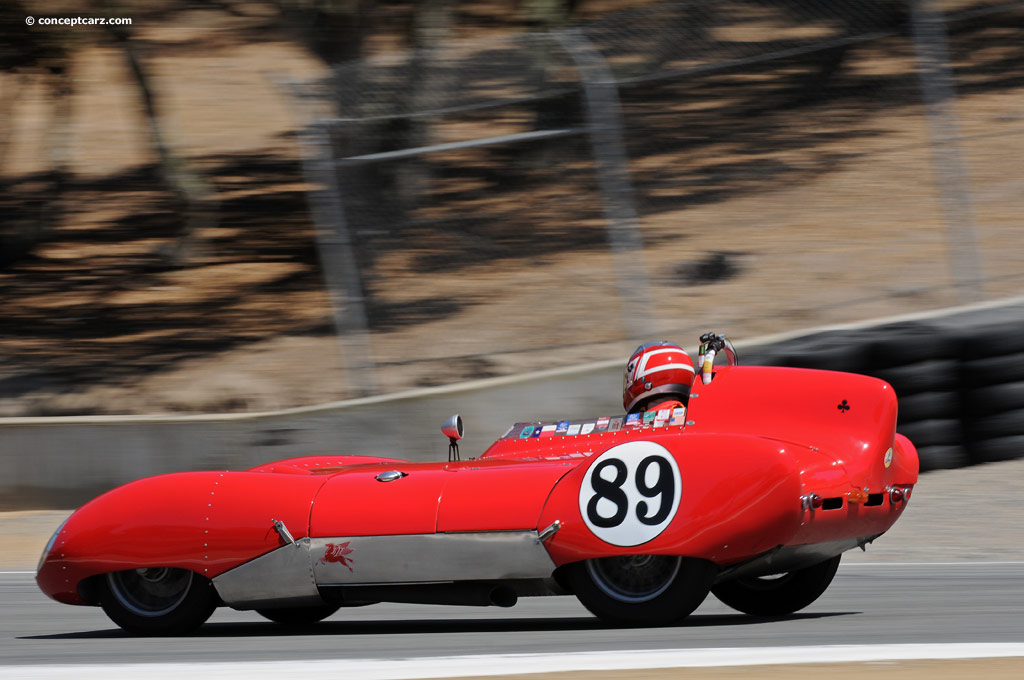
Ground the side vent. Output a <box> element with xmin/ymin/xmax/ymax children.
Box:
<box><xmin>822</xmin><ymin>497</ymin><xmax>844</xmax><ymax>510</ymax></box>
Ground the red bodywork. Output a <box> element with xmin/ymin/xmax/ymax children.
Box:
<box><xmin>37</xmin><ymin>366</ymin><xmax>918</xmax><ymax>607</ymax></box>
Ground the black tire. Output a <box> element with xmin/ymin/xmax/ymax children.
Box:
<box><xmin>565</xmin><ymin>555</ymin><xmax>715</xmax><ymax>627</ymax></box>
<box><xmin>100</xmin><ymin>568</ymin><xmax>217</xmax><ymax>635</ymax></box>
<box><xmin>896</xmin><ymin>390</ymin><xmax>960</xmax><ymax>423</ymax></box>
<box><xmin>870</xmin><ymin>325</ymin><xmax>959</xmax><ymax>367</ymax></box>
<box><xmin>966</xmin><ymin>407</ymin><xmax>1024</xmax><ymax>441</ymax></box>
<box><xmin>256</xmin><ymin>605</ymin><xmax>340</xmax><ymax>625</ymax></box>
<box><xmin>965</xmin><ymin>326</ymin><xmax>1024</xmax><ymax>357</ymax></box>
<box><xmin>773</xmin><ymin>331</ymin><xmax>871</xmax><ymax>373</ymax></box>
<box><xmin>744</xmin><ymin>348</ymin><xmax>784</xmax><ymax>367</ymax></box>
<box><xmin>916</xmin><ymin>444</ymin><xmax>971</xmax><ymax>471</ymax></box>
<box><xmin>970</xmin><ymin>435</ymin><xmax>1024</xmax><ymax>464</ymax></box>
<box><xmin>965</xmin><ymin>381</ymin><xmax>1024</xmax><ymax>415</ymax></box>
<box><xmin>712</xmin><ymin>555</ymin><xmax>841</xmax><ymax>616</ymax></box>
<box><xmin>779</xmin><ymin>347</ymin><xmax>868</xmax><ymax>373</ymax></box>
<box><xmin>895</xmin><ymin>418</ymin><xmax>963</xmax><ymax>449</ymax></box>
<box><xmin>917</xmin><ymin>444</ymin><xmax>970</xmax><ymax>471</ymax></box>
<box><xmin>961</xmin><ymin>352</ymin><xmax>1024</xmax><ymax>389</ymax></box>
<box><xmin>873</xmin><ymin>360</ymin><xmax>960</xmax><ymax>394</ymax></box>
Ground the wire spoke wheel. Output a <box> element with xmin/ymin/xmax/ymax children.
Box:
<box><xmin>586</xmin><ymin>555</ymin><xmax>682</xmax><ymax>603</ymax></box>
<box><xmin>100</xmin><ymin>567</ymin><xmax>216</xmax><ymax>635</ymax></box>
<box><xmin>567</xmin><ymin>555</ymin><xmax>715</xmax><ymax>626</ymax></box>
<box><xmin>107</xmin><ymin>568</ymin><xmax>194</xmax><ymax>617</ymax></box>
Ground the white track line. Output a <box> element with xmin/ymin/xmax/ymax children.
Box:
<box><xmin>5</xmin><ymin>644</ymin><xmax>1024</xmax><ymax>680</ymax></box>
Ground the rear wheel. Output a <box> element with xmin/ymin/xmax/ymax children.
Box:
<box><xmin>100</xmin><ymin>567</ymin><xmax>217</xmax><ymax>635</ymax></box>
<box><xmin>566</xmin><ymin>555</ymin><xmax>715</xmax><ymax>626</ymax></box>
<box><xmin>256</xmin><ymin>605</ymin><xmax>340</xmax><ymax>625</ymax></box>
<box><xmin>712</xmin><ymin>554</ymin><xmax>841</xmax><ymax>616</ymax></box>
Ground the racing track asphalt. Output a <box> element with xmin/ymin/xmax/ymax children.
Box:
<box><xmin>2</xmin><ymin>562</ymin><xmax>1022</xmax><ymax>668</ymax></box>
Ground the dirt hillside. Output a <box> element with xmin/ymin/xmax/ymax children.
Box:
<box><xmin>3</xmin><ymin>1</ymin><xmax>1024</xmax><ymax>416</ymax></box>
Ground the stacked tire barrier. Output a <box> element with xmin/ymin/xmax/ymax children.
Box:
<box><xmin>870</xmin><ymin>323</ymin><xmax>970</xmax><ymax>471</ymax></box>
<box><xmin>2</xmin><ymin>304</ymin><xmax>1022</xmax><ymax>508</ymax></box>
<box><xmin>747</xmin><ymin>319</ymin><xmax>1023</xmax><ymax>472</ymax></box>
<box><xmin>959</xmin><ymin>325</ymin><xmax>1024</xmax><ymax>466</ymax></box>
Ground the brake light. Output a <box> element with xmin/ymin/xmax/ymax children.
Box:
<box><xmin>888</xmin><ymin>486</ymin><xmax>908</xmax><ymax>504</ymax></box>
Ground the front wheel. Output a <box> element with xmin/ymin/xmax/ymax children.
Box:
<box><xmin>100</xmin><ymin>567</ymin><xmax>217</xmax><ymax>635</ymax></box>
<box><xmin>565</xmin><ymin>555</ymin><xmax>716</xmax><ymax>626</ymax></box>
<box><xmin>712</xmin><ymin>554</ymin><xmax>841</xmax><ymax>616</ymax></box>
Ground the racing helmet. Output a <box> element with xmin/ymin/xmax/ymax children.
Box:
<box><xmin>622</xmin><ymin>341</ymin><xmax>696</xmax><ymax>412</ymax></box>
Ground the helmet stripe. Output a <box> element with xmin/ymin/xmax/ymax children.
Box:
<box><xmin>636</xmin><ymin>347</ymin><xmax>689</xmax><ymax>373</ymax></box>
<box><xmin>638</xmin><ymin>362</ymin><xmax>695</xmax><ymax>379</ymax></box>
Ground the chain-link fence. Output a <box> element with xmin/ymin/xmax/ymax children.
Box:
<box><xmin>286</xmin><ymin>0</ymin><xmax>1024</xmax><ymax>397</ymax></box>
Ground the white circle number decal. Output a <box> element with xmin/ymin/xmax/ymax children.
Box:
<box><xmin>579</xmin><ymin>441</ymin><xmax>682</xmax><ymax>547</ymax></box>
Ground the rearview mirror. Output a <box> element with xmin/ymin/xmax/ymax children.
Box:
<box><xmin>441</xmin><ymin>414</ymin><xmax>464</xmax><ymax>441</ymax></box>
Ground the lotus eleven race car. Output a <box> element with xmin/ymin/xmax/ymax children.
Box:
<box><xmin>37</xmin><ymin>340</ymin><xmax>918</xmax><ymax>635</ymax></box>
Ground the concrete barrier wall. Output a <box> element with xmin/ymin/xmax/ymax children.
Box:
<box><xmin>4</xmin><ymin>298</ymin><xmax>1024</xmax><ymax>509</ymax></box>
<box><xmin>0</xmin><ymin>366</ymin><xmax>625</xmax><ymax>509</ymax></box>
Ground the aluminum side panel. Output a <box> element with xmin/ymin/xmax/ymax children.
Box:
<box><xmin>311</xmin><ymin>532</ymin><xmax>557</xmax><ymax>584</ymax></box>
<box><xmin>212</xmin><ymin>538</ymin><xmax>323</xmax><ymax>609</ymax></box>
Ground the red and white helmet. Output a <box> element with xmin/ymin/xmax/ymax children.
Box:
<box><xmin>622</xmin><ymin>341</ymin><xmax>696</xmax><ymax>412</ymax></box>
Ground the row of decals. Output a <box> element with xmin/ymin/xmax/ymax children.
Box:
<box><xmin>505</xmin><ymin>407</ymin><xmax>687</xmax><ymax>440</ymax></box>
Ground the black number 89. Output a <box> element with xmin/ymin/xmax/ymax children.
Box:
<box><xmin>585</xmin><ymin>454</ymin><xmax>675</xmax><ymax>528</ymax></box>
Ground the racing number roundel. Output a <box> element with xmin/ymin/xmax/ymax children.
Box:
<box><xmin>579</xmin><ymin>441</ymin><xmax>682</xmax><ymax>547</ymax></box>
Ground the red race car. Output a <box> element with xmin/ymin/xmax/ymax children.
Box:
<box><xmin>37</xmin><ymin>346</ymin><xmax>918</xmax><ymax>635</ymax></box>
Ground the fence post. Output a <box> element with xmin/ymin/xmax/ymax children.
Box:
<box><xmin>554</xmin><ymin>28</ymin><xmax>657</xmax><ymax>340</ymax></box>
<box><xmin>294</xmin><ymin>120</ymin><xmax>378</xmax><ymax>397</ymax></box>
<box><xmin>909</xmin><ymin>0</ymin><xmax>984</xmax><ymax>302</ymax></box>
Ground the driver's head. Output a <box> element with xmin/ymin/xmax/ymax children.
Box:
<box><xmin>622</xmin><ymin>341</ymin><xmax>696</xmax><ymax>413</ymax></box>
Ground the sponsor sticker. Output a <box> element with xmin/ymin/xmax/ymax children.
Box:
<box><xmin>609</xmin><ymin>417</ymin><xmax>623</xmax><ymax>431</ymax></box>
<box><xmin>657</xmin><ymin>408</ymin><xmax>671</xmax><ymax>421</ymax></box>
<box><xmin>670</xmin><ymin>406</ymin><xmax>687</xmax><ymax>425</ymax></box>
<box><xmin>596</xmin><ymin>416</ymin><xmax>610</xmax><ymax>430</ymax></box>
<box><xmin>625</xmin><ymin>413</ymin><xmax>640</xmax><ymax>427</ymax></box>
<box><xmin>567</xmin><ymin>424</ymin><xmax>582</xmax><ymax>436</ymax></box>
<box><xmin>556</xmin><ymin>420</ymin><xmax>570</xmax><ymax>434</ymax></box>
<box><xmin>318</xmin><ymin>542</ymin><xmax>355</xmax><ymax>571</ymax></box>
<box><xmin>643</xmin><ymin>410</ymin><xmax>657</xmax><ymax>425</ymax></box>
<box><xmin>540</xmin><ymin>424</ymin><xmax>557</xmax><ymax>438</ymax></box>
<box><xmin>580</xmin><ymin>422</ymin><xmax>595</xmax><ymax>435</ymax></box>
<box><xmin>520</xmin><ymin>425</ymin><xmax>535</xmax><ymax>439</ymax></box>
<box><xmin>884</xmin><ymin>447</ymin><xmax>893</xmax><ymax>468</ymax></box>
